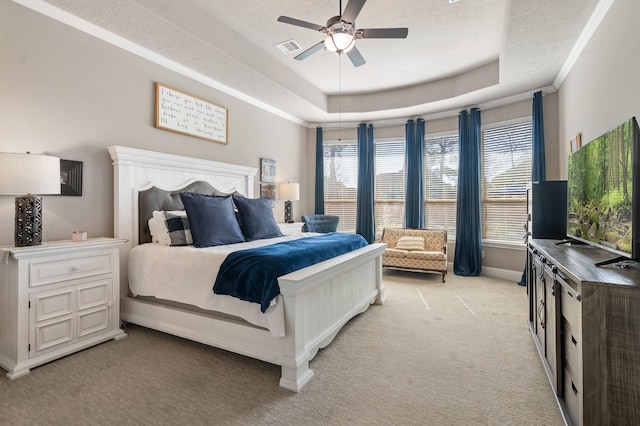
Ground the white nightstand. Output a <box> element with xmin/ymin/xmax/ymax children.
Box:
<box><xmin>278</xmin><ymin>222</ymin><xmax>304</xmax><ymax>235</ymax></box>
<box><xmin>0</xmin><ymin>238</ymin><xmax>127</xmax><ymax>379</ymax></box>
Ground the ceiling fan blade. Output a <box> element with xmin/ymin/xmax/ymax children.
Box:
<box><xmin>359</xmin><ymin>28</ymin><xmax>409</xmax><ymax>39</ymax></box>
<box><xmin>277</xmin><ymin>16</ymin><xmax>325</xmax><ymax>32</ymax></box>
<box><xmin>346</xmin><ymin>45</ymin><xmax>366</xmax><ymax>67</ymax></box>
<box><xmin>294</xmin><ymin>41</ymin><xmax>325</xmax><ymax>60</ymax></box>
<box><xmin>341</xmin><ymin>0</ymin><xmax>367</xmax><ymax>24</ymax></box>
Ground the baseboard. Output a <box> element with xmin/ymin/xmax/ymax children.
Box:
<box><xmin>444</xmin><ymin>262</ymin><xmax>523</xmax><ymax>283</ymax></box>
<box><xmin>480</xmin><ymin>266</ymin><xmax>522</xmax><ymax>283</ymax></box>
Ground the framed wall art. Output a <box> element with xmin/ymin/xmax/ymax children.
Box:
<box><xmin>260</xmin><ymin>158</ymin><xmax>276</xmax><ymax>183</ymax></box>
<box><xmin>60</xmin><ymin>159</ymin><xmax>83</xmax><ymax>196</ymax></box>
<box><xmin>154</xmin><ymin>82</ymin><xmax>228</xmax><ymax>144</ymax></box>
<box><xmin>569</xmin><ymin>133</ymin><xmax>582</xmax><ymax>153</ymax></box>
<box><xmin>260</xmin><ymin>183</ymin><xmax>277</xmax><ymax>207</ymax></box>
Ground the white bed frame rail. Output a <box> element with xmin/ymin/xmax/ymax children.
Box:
<box><xmin>109</xmin><ymin>145</ymin><xmax>385</xmax><ymax>392</ymax></box>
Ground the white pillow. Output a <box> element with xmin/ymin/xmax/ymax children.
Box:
<box><xmin>396</xmin><ymin>236</ymin><xmax>425</xmax><ymax>251</ymax></box>
<box><xmin>148</xmin><ymin>210</ymin><xmax>192</xmax><ymax>246</ymax></box>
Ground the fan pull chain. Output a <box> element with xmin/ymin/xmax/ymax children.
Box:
<box><xmin>338</xmin><ymin>54</ymin><xmax>342</xmax><ymax>142</ymax></box>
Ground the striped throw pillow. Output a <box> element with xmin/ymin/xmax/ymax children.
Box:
<box><xmin>396</xmin><ymin>236</ymin><xmax>425</xmax><ymax>251</ymax></box>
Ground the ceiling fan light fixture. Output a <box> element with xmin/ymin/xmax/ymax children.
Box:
<box><xmin>324</xmin><ymin>31</ymin><xmax>355</xmax><ymax>54</ymax></box>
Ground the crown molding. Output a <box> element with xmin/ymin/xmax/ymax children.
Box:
<box><xmin>12</xmin><ymin>0</ymin><xmax>308</xmax><ymax>127</ymax></box>
<box><xmin>553</xmin><ymin>0</ymin><xmax>615</xmax><ymax>88</ymax></box>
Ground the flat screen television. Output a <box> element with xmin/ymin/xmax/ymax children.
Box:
<box><xmin>566</xmin><ymin>117</ymin><xmax>640</xmax><ymax>265</ymax></box>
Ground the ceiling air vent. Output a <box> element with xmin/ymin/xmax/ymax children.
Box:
<box><xmin>276</xmin><ymin>39</ymin><xmax>303</xmax><ymax>54</ymax></box>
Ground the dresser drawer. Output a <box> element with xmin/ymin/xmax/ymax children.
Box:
<box><xmin>559</xmin><ymin>276</ymin><xmax>580</xmax><ymax>328</ymax></box>
<box><xmin>563</xmin><ymin>368</ymin><xmax>581</xmax><ymax>426</ymax></box>
<box><xmin>29</xmin><ymin>251</ymin><xmax>113</xmax><ymax>288</ymax></box>
<box><xmin>562</xmin><ymin>319</ymin><xmax>582</xmax><ymax>391</ymax></box>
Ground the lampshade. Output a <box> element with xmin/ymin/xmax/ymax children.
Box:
<box><xmin>324</xmin><ymin>32</ymin><xmax>355</xmax><ymax>53</ymax></box>
<box><xmin>278</xmin><ymin>182</ymin><xmax>299</xmax><ymax>201</ymax></box>
<box><xmin>0</xmin><ymin>152</ymin><xmax>60</xmax><ymax>247</ymax></box>
<box><xmin>0</xmin><ymin>153</ymin><xmax>61</xmax><ymax>195</ymax></box>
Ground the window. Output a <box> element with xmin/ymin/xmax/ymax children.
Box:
<box><xmin>324</xmin><ymin>142</ymin><xmax>358</xmax><ymax>232</ymax></box>
<box><xmin>322</xmin><ymin>119</ymin><xmax>532</xmax><ymax>245</ymax></box>
<box><xmin>324</xmin><ymin>139</ymin><xmax>405</xmax><ymax>234</ymax></box>
<box><xmin>374</xmin><ymin>140</ymin><xmax>405</xmax><ymax>233</ymax></box>
<box><xmin>482</xmin><ymin>121</ymin><xmax>532</xmax><ymax>242</ymax></box>
<box><xmin>424</xmin><ymin>134</ymin><xmax>459</xmax><ymax>236</ymax></box>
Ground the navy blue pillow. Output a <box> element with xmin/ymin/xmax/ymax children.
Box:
<box><xmin>179</xmin><ymin>193</ymin><xmax>245</xmax><ymax>247</ymax></box>
<box><xmin>232</xmin><ymin>195</ymin><xmax>283</xmax><ymax>241</ymax></box>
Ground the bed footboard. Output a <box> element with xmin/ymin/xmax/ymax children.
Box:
<box><xmin>277</xmin><ymin>242</ymin><xmax>385</xmax><ymax>392</ymax></box>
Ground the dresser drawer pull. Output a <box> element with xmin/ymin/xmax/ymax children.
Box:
<box><xmin>571</xmin><ymin>335</ymin><xmax>577</xmax><ymax>346</ymax></box>
<box><xmin>538</xmin><ymin>300</ymin><xmax>545</xmax><ymax>329</ymax></box>
<box><xmin>71</xmin><ymin>265</ymin><xmax>81</xmax><ymax>271</ymax></box>
<box><xmin>571</xmin><ymin>381</ymin><xmax>579</xmax><ymax>396</ymax></box>
<box><xmin>557</xmin><ymin>277</ymin><xmax>581</xmax><ymax>302</ymax></box>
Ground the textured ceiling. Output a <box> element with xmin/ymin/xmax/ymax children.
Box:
<box><xmin>31</xmin><ymin>0</ymin><xmax>601</xmax><ymax>125</ymax></box>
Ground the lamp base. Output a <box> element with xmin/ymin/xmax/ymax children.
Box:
<box><xmin>284</xmin><ymin>200</ymin><xmax>293</xmax><ymax>224</ymax></box>
<box><xmin>15</xmin><ymin>195</ymin><xmax>43</xmax><ymax>247</ymax></box>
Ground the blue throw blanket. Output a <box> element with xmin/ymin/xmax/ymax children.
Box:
<box><xmin>213</xmin><ymin>233</ymin><xmax>368</xmax><ymax>312</ymax></box>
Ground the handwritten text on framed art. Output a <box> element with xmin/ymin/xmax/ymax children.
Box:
<box><xmin>155</xmin><ymin>82</ymin><xmax>228</xmax><ymax>144</ymax></box>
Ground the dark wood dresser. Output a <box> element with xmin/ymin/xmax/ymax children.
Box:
<box><xmin>527</xmin><ymin>239</ymin><xmax>640</xmax><ymax>426</ymax></box>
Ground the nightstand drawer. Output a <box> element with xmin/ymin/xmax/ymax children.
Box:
<box><xmin>29</xmin><ymin>252</ymin><xmax>113</xmax><ymax>288</ymax></box>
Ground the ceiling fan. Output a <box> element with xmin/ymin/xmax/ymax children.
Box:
<box><xmin>277</xmin><ymin>0</ymin><xmax>408</xmax><ymax>67</ymax></box>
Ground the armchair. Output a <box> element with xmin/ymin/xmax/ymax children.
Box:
<box><xmin>301</xmin><ymin>215</ymin><xmax>339</xmax><ymax>233</ymax></box>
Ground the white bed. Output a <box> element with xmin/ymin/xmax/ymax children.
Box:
<box><xmin>109</xmin><ymin>145</ymin><xmax>386</xmax><ymax>392</ymax></box>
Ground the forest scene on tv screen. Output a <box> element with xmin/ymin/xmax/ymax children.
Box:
<box><xmin>567</xmin><ymin>118</ymin><xmax>635</xmax><ymax>255</ymax></box>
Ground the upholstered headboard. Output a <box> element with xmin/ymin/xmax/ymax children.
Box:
<box><xmin>109</xmin><ymin>145</ymin><xmax>257</xmax><ymax>293</ymax></box>
<box><xmin>138</xmin><ymin>181</ymin><xmax>239</xmax><ymax>244</ymax></box>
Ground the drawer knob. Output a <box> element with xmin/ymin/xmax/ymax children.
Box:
<box><xmin>71</xmin><ymin>265</ymin><xmax>81</xmax><ymax>271</ymax></box>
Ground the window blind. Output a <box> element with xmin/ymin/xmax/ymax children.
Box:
<box><xmin>425</xmin><ymin>134</ymin><xmax>459</xmax><ymax>235</ymax></box>
<box><xmin>374</xmin><ymin>140</ymin><xmax>406</xmax><ymax>232</ymax></box>
<box><xmin>482</xmin><ymin>121</ymin><xmax>532</xmax><ymax>242</ymax></box>
<box><xmin>323</xmin><ymin>142</ymin><xmax>358</xmax><ymax>232</ymax></box>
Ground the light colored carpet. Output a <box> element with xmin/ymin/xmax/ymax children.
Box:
<box><xmin>0</xmin><ymin>270</ymin><xmax>564</xmax><ymax>425</ymax></box>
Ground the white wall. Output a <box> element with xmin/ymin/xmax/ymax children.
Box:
<box><xmin>0</xmin><ymin>2</ymin><xmax>308</xmax><ymax>245</ymax></box>
<box><xmin>558</xmin><ymin>0</ymin><xmax>640</xmax><ymax>178</ymax></box>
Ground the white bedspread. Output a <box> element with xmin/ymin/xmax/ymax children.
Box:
<box><xmin>128</xmin><ymin>233</ymin><xmax>317</xmax><ymax>337</ymax></box>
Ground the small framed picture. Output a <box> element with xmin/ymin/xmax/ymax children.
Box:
<box><xmin>260</xmin><ymin>183</ymin><xmax>277</xmax><ymax>207</ymax></box>
<box><xmin>260</xmin><ymin>158</ymin><xmax>276</xmax><ymax>183</ymax></box>
<box><xmin>60</xmin><ymin>159</ymin><xmax>83</xmax><ymax>196</ymax></box>
<box><xmin>570</xmin><ymin>133</ymin><xmax>582</xmax><ymax>153</ymax></box>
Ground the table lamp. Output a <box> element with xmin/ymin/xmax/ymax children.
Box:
<box><xmin>0</xmin><ymin>152</ymin><xmax>61</xmax><ymax>246</ymax></box>
<box><xmin>278</xmin><ymin>182</ymin><xmax>299</xmax><ymax>224</ymax></box>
